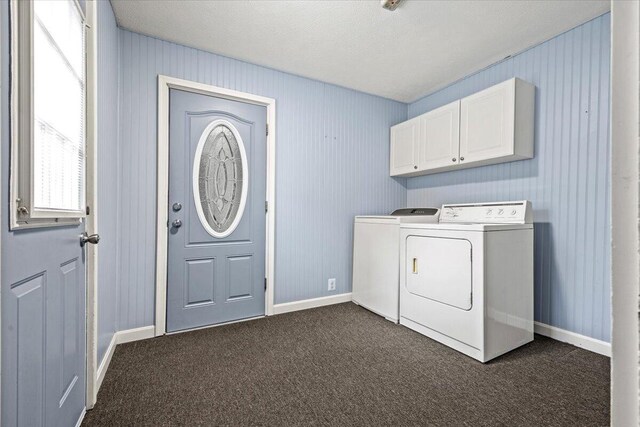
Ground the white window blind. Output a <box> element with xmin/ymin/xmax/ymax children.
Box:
<box><xmin>33</xmin><ymin>0</ymin><xmax>85</xmax><ymax>213</ymax></box>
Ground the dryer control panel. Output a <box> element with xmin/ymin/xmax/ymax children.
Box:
<box><xmin>439</xmin><ymin>201</ymin><xmax>532</xmax><ymax>224</ymax></box>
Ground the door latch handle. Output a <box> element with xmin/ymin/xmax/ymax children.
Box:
<box><xmin>172</xmin><ymin>219</ymin><xmax>183</xmax><ymax>229</ymax></box>
<box><xmin>80</xmin><ymin>232</ymin><xmax>100</xmax><ymax>247</ymax></box>
<box><xmin>412</xmin><ymin>258</ymin><xmax>418</xmax><ymax>274</ymax></box>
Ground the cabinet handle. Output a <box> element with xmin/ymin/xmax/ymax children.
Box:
<box><xmin>452</xmin><ymin>158</ymin><xmax>456</xmax><ymax>162</ymax></box>
<box><xmin>460</xmin><ymin>157</ymin><xmax>465</xmax><ymax>161</ymax></box>
<box><xmin>412</xmin><ymin>258</ymin><xmax>418</xmax><ymax>274</ymax></box>
<box><xmin>414</xmin><ymin>165</ymin><xmax>418</xmax><ymax>169</ymax></box>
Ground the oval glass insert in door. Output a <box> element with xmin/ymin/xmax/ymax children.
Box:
<box><xmin>192</xmin><ymin>119</ymin><xmax>249</xmax><ymax>238</ymax></box>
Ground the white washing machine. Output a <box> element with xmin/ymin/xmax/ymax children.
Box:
<box><xmin>400</xmin><ymin>201</ymin><xmax>534</xmax><ymax>362</ymax></box>
<box><xmin>352</xmin><ymin>208</ymin><xmax>440</xmax><ymax>323</ymax></box>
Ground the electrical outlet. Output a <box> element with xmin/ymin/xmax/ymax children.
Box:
<box><xmin>328</xmin><ymin>278</ymin><xmax>336</xmax><ymax>291</ymax></box>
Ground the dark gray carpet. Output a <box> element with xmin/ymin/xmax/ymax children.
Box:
<box><xmin>83</xmin><ymin>303</ymin><xmax>610</xmax><ymax>426</ymax></box>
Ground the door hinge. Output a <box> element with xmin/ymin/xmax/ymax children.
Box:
<box><xmin>266</xmin><ymin>123</ymin><xmax>269</xmax><ymax>136</ymax></box>
<box><xmin>264</xmin><ymin>277</ymin><xmax>267</xmax><ymax>291</ymax></box>
<box><xmin>86</xmin><ymin>205</ymin><xmax>91</xmax><ymax>215</ymax></box>
<box><xmin>265</xmin><ymin>201</ymin><xmax>269</xmax><ymax>213</ymax></box>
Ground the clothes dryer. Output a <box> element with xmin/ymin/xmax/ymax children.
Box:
<box><xmin>400</xmin><ymin>201</ymin><xmax>533</xmax><ymax>362</ymax></box>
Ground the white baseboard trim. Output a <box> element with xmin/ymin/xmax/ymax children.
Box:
<box><xmin>116</xmin><ymin>325</ymin><xmax>155</xmax><ymax>344</ymax></box>
<box><xmin>96</xmin><ymin>333</ymin><xmax>117</xmax><ymax>392</ymax></box>
<box><xmin>166</xmin><ymin>315</ymin><xmax>264</xmax><ymax>335</ymax></box>
<box><xmin>75</xmin><ymin>408</ymin><xmax>86</xmax><ymax>427</ymax></box>
<box><xmin>534</xmin><ymin>321</ymin><xmax>611</xmax><ymax>357</ymax></box>
<box><xmin>272</xmin><ymin>293</ymin><xmax>352</xmax><ymax>315</ymax></box>
<box><xmin>93</xmin><ymin>325</ymin><xmax>156</xmax><ymax>398</ymax></box>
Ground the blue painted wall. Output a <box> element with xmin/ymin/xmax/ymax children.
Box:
<box><xmin>407</xmin><ymin>14</ymin><xmax>611</xmax><ymax>342</ymax></box>
<box><xmin>97</xmin><ymin>0</ymin><xmax>120</xmax><ymax>364</ymax></box>
<box><xmin>116</xmin><ymin>30</ymin><xmax>407</xmax><ymax>330</ymax></box>
<box><xmin>2</xmin><ymin>1</ymin><xmax>611</xmax><ymax>346</ymax></box>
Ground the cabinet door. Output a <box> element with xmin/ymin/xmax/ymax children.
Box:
<box><xmin>418</xmin><ymin>100</ymin><xmax>460</xmax><ymax>171</ymax></box>
<box><xmin>460</xmin><ymin>79</ymin><xmax>515</xmax><ymax>164</ymax></box>
<box><xmin>390</xmin><ymin>117</ymin><xmax>420</xmax><ymax>176</ymax></box>
<box><xmin>405</xmin><ymin>235</ymin><xmax>472</xmax><ymax>310</ymax></box>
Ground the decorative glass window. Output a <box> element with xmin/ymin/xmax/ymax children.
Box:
<box><xmin>193</xmin><ymin>120</ymin><xmax>248</xmax><ymax>238</ymax></box>
<box><xmin>11</xmin><ymin>0</ymin><xmax>87</xmax><ymax>228</ymax></box>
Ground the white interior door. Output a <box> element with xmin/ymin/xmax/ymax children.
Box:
<box><xmin>405</xmin><ymin>235</ymin><xmax>472</xmax><ymax>310</ymax></box>
<box><xmin>459</xmin><ymin>79</ymin><xmax>515</xmax><ymax>164</ymax></box>
<box><xmin>418</xmin><ymin>100</ymin><xmax>460</xmax><ymax>170</ymax></box>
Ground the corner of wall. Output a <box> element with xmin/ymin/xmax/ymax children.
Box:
<box><xmin>114</xmin><ymin>2</ymin><xmax>122</xmax><ymax>335</ymax></box>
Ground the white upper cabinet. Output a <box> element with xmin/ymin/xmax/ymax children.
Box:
<box><xmin>390</xmin><ymin>78</ymin><xmax>534</xmax><ymax>177</ymax></box>
<box><xmin>418</xmin><ymin>100</ymin><xmax>460</xmax><ymax>172</ymax></box>
<box><xmin>390</xmin><ymin>116</ymin><xmax>421</xmax><ymax>176</ymax></box>
<box><xmin>460</xmin><ymin>78</ymin><xmax>534</xmax><ymax>167</ymax></box>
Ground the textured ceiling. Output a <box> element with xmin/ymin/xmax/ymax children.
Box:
<box><xmin>110</xmin><ymin>0</ymin><xmax>610</xmax><ymax>103</ymax></box>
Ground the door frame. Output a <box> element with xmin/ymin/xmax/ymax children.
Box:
<box><xmin>84</xmin><ymin>0</ymin><xmax>99</xmax><ymax>409</ymax></box>
<box><xmin>155</xmin><ymin>75</ymin><xmax>276</xmax><ymax>336</ymax></box>
<box><xmin>610</xmin><ymin>2</ymin><xmax>640</xmax><ymax>425</ymax></box>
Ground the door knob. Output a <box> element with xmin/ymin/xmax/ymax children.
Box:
<box><xmin>172</xmin><ymin>202</ymin><xmax>182</xmax><ymax>212</ymax></box>
<box><xmin>172</xmin><ymin>219</ymin><xmax>183</xmax><ymax>228</ymax></box>
<box><xmin>80</xmin><ymin>232</ymin><xmax>100</xmax><ymax>247</ymax></box>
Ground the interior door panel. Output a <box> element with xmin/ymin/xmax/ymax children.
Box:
<box><xmin>2</xmin><ymin>226</ymin><xmax>87</xmax><ymax>427</ymax></box>
<box><xmin>167</xmin><ymin>89</ymin><xmax>267</xmax><ymax>332</ymax></box>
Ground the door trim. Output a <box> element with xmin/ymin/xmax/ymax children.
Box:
<box><xmin>85</xmin><ymin>0</ymin><xmax>99</xmax><ymax>410</ymax></box>
<box><xmin>155</xmin><ymin>75</ymin><xmax>276</xmax><ymax>336</ymax></box>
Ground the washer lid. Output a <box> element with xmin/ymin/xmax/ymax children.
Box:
<box><xmin>392</xmin><ymin>207</ymin><xmax>440</xmax><ymax>223</ymax></box>
<box><xmin>390</xmin><ymin>207</ymin><xmax>439</xmax><ymax>216</ymax></box>
<box><xmin>355</xmin><ymin>207</ymin><xmax>440</xmax><ymax>224</ymax></box>
<box><xmin>354</xmin><ymin>215</ymin><xmax>402</xmax><ymax>224</ymax></box>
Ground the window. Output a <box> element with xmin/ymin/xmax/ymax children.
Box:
<box><xmin>11</xmin><ymin>0</ymin><xmax>86</xmax><ymax>228</ymax></box>
<box><xmin>193</xmin><ymin>120</ymin><xmax>248</xmax><ymax>238</ymax></box>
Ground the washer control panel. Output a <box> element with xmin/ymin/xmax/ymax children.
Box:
<box><xmin>439</xmin><ymin>201</ymin><xmax>532</xmax><ymax>224</ymax></box>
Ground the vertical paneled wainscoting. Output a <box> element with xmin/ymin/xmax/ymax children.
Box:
<box><xmin>96</xmin><ymin>0</ymin><xmax>120</xmax><ymax>368</ymax></box>
<box><xmin>117</xmin><ymin>30</ymin><xmax>407</xmax><ymax>330</ymax></box>
<box><xmin>407</xmin><ymin>14</ymin><xmax>611</xmax><ymax>343</ymax></box>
